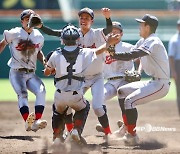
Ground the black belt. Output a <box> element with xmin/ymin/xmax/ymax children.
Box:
<box><xmin>57</xmin><ymin>89</ymin><xmax>78</xmax><ymax>95</ymax></box>
<box><xmin>108</xmin><ymin>76</ymin><xmax>124</xmax><ymax>80</ymax></box>
<box><xmin>17</xmin><ymin>68</ymin><xmax>34</xmax><ymax>73</ymax></box>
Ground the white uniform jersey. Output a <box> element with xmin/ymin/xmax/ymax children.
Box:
<box><xmin>47</xmin><ymin>46</ymin><xmax>97</xmax><ymax>92</ymax></box>
<box><xmin>3</xmin><ymin>27</ymin><xmax>44</xmax><ymax>70</ymax></box>
<box><xmin>134</xmin><ymin>34</ymin><xmax>170</xmax><ymax>79</ymax></box>
<box><xmin>103</xmin><ymin>41</ymin><xmax>134</xmax><ymax>79</ymax></box>
<box><xmin>168</xmin><ymin>33</ymin><xmax>180</xmax><ymax>60</ymax></box>
<box><xmin>78</xmin><ymin>28</ymin><xmax>106</xmax><ymax>76</ymax></box>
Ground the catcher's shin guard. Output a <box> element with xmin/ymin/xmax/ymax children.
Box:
<box><xmin>52</xmin><ymin>104</ymin><xmax>65</xmax><ymax>139</ymax></box>
<box><xmin>73</xmin><ymin>101</ymin><xmax>90</xmax><ymax>135</ymax></box>
<box><xmin>65</xmin><ymin>113</ymin><xmax>73</xmax><ymax>132</ymax></box>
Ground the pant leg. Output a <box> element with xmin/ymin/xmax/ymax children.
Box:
<box><xmin>27</xmin><ymin>73</ymin><xmax>46</xmax><ymax>107</ymax></box>
<box><xmin>9</xmin><ymin>69</ymin><xmax>28</xmax><ymax>108</ymax></box>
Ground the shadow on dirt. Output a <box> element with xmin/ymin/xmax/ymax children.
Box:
<box><xmin>0</xmin><ymin>135</ymin><xmax>40</xmax><ymax>141</ymax></box>
<box><xmin>135</xmin><ymin>139</ymin><xmax>166</xmax><ymax>150</ymax></box>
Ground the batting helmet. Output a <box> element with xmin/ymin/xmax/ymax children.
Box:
<box><xmin>61</xmin><ymin>24</ymin><xmax>80</xmax><ymax>45</ymax></box>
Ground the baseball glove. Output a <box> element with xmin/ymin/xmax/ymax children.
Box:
<box><xmin>28</xmin><ymin>14</ymin><xmax>42</xmax><ymax>28</ymax></box>
<box><xmin>124</xmin><ymin>70</ymin><xmax>141</xmax><ymax>83</ymax></box>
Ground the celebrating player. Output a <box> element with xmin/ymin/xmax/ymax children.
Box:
<box><xmin>35</xmin><ymin>7</ymin><xmax>113</xmax><ymax>139</ymax></box>
<box><xmin>43</xmin><ymin>24</ymin><xmax>119</xmax><ymax>144</ymax></box>
<box><xmin>96</xmin><ymin>21</ymin><xmax>137</xmax><ymax>137</ymax></box>
<box><xmin>0</xmin><ymin>9</ymin><xmax>47</xmax><ymax>132</ymax></box>
<box><xmin>109</xmin><ymin>14</ymin><xmax>170</xmax><ymax>146</ymax></box>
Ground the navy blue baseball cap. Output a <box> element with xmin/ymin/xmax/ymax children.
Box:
<box><xmin>20</xmin><ymin>9</ymin><xmax>34</xmax><ymax>20</ymax></box>
<box><xmin>112</xmin><ymin>21</ymin><xmax>123</xmax><ymax>31</ymax></box>
<box><xmin>78</xmin><ymin>7</ymin><xmax>94</xmax><ymax>19</ymax></box>
<box><xmin>135</xmin><ymin>14</ymin><xmax>158</xmax><ymax>29</ymax></box>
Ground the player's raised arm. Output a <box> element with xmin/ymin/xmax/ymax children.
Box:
<box><xmin>33</xmin><ymin>14</ymin><xmax>61</xmax><ymax>37</ymax></box>
<box><xmin>101</xmin><ymin>8</ymin><xmax>112</xmax><ymax>36</ymax></box>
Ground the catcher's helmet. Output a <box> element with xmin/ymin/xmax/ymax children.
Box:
<box><xmin>61</xmin><ymin>24</ymin><xmax>80</xmax><ymax>44</ymax></box>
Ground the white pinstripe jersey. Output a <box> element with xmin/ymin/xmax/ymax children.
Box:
<box><xmin>3</xmin><ymin>27</ymin><xmax>44</xmax><ymax>70</ymax></box>
<box><xmin>78</xmin><ymin>28</ymin><xmax>106</xmax><ymax>76</ymax></box>
<box><xmin>47</xmin><ymin>46</ymin><xmax>97</xmax><ymax>91</ymax></box>
<box><xmin>134</xmin><ymin>33</ymin><xmax>170</xmax><ymax>79</ymax></box>
<box><xmin>103</xmin><ymin>41</ymin><xmax>134</xmax><ymax>79</ymax></box>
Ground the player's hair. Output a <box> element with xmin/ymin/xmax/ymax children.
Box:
<box><xmin>145</xmin><ymin>23</ymin><xmax>157</xmax><ymax>33</ymax></box>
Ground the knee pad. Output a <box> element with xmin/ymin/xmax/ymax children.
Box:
<box><xmin>52</xmin><ymin>104</ymin><xmax>65</xmax><ymax>131</ymax></box>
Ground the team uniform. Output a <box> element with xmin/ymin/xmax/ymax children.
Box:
<box><xmin>103</xmin><ymin>41</ymin><xmax>134</xmax><ymax>101</ymax></box>
<box><xmin>79</xmin><ymin>28</ymin><xmax>107</xmax><ymax>117</ymax></box>
<box><xmin>47</xmin><ymin>44</ymin><xmax>97</xmax><ymax>143</ymax></box>
<box><xmin>40</xmin><ymin>16</ymin><xmax>112</xmax><ymax>135</ymax></box>
<box><xmin>117</xmin><ymin>34</ymin><xmax>170</xmax><ymax>109</ymax></box>
<box><xmin>112</xmin><ymin>32</ymin><xmax>170</xmax><ymax>145</ymax></box>
<box><xmin>3</xmin><ymin>26</ymin><xmax>47</xmax><ymax>131</ymax></box>
<box><xmin>168</xmin><ymin>30</ymin><xmax>180</xmax><ymax>116</ymax></box>
<box><xmin>47</xmin><ymin>46</ymin><xmax>96</xmax><ymax>112</ymax></box>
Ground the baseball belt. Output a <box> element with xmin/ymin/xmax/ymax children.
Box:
<box><xmin>17</xmin><ymin>68</ymin><xmax>34</xmax><ymax>73</ymax></box>
<box><xmin>107</xmin><ymin>76</ymin><xmax>124</xmax><ymax>80</ymax></box>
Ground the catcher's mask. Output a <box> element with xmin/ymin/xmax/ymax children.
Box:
<box><xmin>20</xmin><ymin>9</ymin><xmax>34</xmax><ymax>20</ymax></box>
<box><xmin>61</xmin><ymin>24</ymin><xmax>80</xmax><ymax>45</ymax></box>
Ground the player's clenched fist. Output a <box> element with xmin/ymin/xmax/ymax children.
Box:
<box><xmin>101</xmin><ymin>8</ymin><xmax>111</xmax><ymax>19</ymax></box>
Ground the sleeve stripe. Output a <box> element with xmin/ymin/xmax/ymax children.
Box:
<box><xmin>140</xmin><ymin>46</ymin><xmax>151</xmax><ymax>54</ymax></box>
<box><xmin>101</xmin><ymin>31</ymin><xmax>107</xmax><ymax>42</ymax></box>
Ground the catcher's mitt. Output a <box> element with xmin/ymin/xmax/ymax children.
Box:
<box><xmin>28</xmin><ymin>14</ymin><xmax>42</xmax><ymax>28</ymax></box>
<box><xmin>124</xmin><ymin>70</ymin><xmax>141</xmax><ymax>83</ymax></box>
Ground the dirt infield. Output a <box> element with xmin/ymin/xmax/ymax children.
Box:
<box><xmin>0</xmin><ymin>100</ymin><xmax>180</xmax><ymax>154</ymax></box>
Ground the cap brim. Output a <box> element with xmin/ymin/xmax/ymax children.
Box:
<box><xmin>78</xmin><ymin>11</ymin><xmax>93</xmax><ymax>18</ymax></box>
<box><xmin>135</xmin><ymin>18</ymin><xmax>145</xmax><ymax>23</ymax></box>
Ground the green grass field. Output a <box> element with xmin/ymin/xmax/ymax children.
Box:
<box><xmin>0</xmin><ymin>78</ymin><xmax>176</xmax><ymax>102</ymax></box>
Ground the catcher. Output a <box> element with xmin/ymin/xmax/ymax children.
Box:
<box><xmin>96</xmin><ymin>21</ymin><xmax>141</xmax><ymax>137</ymax></box>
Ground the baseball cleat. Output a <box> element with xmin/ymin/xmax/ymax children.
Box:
<box><xmin>122</xmin><ymin>133</ymin><xmax>139</xmax><ymax>146</ymax></box>
<box><xmin>96</xmin><ymin>124</ymin><xmax>104</xmax><ymax>133</ymax></box>
<box><xmin>70</xmin><ymin>129</ymin><xmax>80</xmax><ymax>142</ymax></box>
<box><xmin>31</xmin><ymin>119</ymin><xmax>47</xmax><ymax>132</ymax></box>
<box><xmin>25</xmin><ymin>112</ymin><xmax>35</xmax><ymax>131</ymax></box>
<box><xmin>70</xmin><ymin>129</ymin><xmax>87</xmax><ymax>146</ymax></box>
<box><xmin>113</xmin><ymin>123</ymin><xmax>127</xmax><ymax>137</ymax></box>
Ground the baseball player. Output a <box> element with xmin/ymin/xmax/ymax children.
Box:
<box><xmin>96</xmin><ymin>21</ymin><xmax>135</xmax><ymax>137</ymax></box>
<box><xmin>0</xmin><ymin>9</ymin><xmax>47</xmax><ymax>132</ymax></box>
<box><xmin>109</xmin><ymin>14</ymin><xmax>170</xmax><ymax>146</ymax></box>
<box><xmin>43</xmin><ymin>24</ymin><xmax>118</xmax><ymax>144</ymax></box>
<box><xmin>36</xmin><ymin>7</ymin><xmax>113</xmax><ymax>137</ymax></box>
<box><xmin>168</xmin><ymin>19</ymin><xmax>180</xmax><ymax>117</ymax></box>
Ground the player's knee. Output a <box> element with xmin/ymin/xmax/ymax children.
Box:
<box><xmin>94</xmin><ymin>108</ymin><xmax>105</xmax><ymax>117</ymax></box>
<box><xmin>18</xmin><ymin>91</ymin><xmax>28</xmax><ymax>99</ymax></box>
<box><xmin>124</xmin><ymin>98</ymin><xmax>136</xmax><ymax>110</ymax></box>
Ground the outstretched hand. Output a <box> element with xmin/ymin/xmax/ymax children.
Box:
<box><xmin>107</xmin><ymin>34</ymin><xmax>120</xmax><ymax>46</ymax></box>
<box><xmin>101</xmin><ymin>8</ymin><xmax>111</xmax><ymax>19</ymax></box>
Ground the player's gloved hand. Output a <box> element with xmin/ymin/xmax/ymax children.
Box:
<box><xmin>124</xmin><ymin>70</ymin><xmax>141</xmax><ymax>83</ymax></box>
<box><xmin>28</xmin><ymin>13</ymin><xmax>42</xmax><ymax>29</ymax></box>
